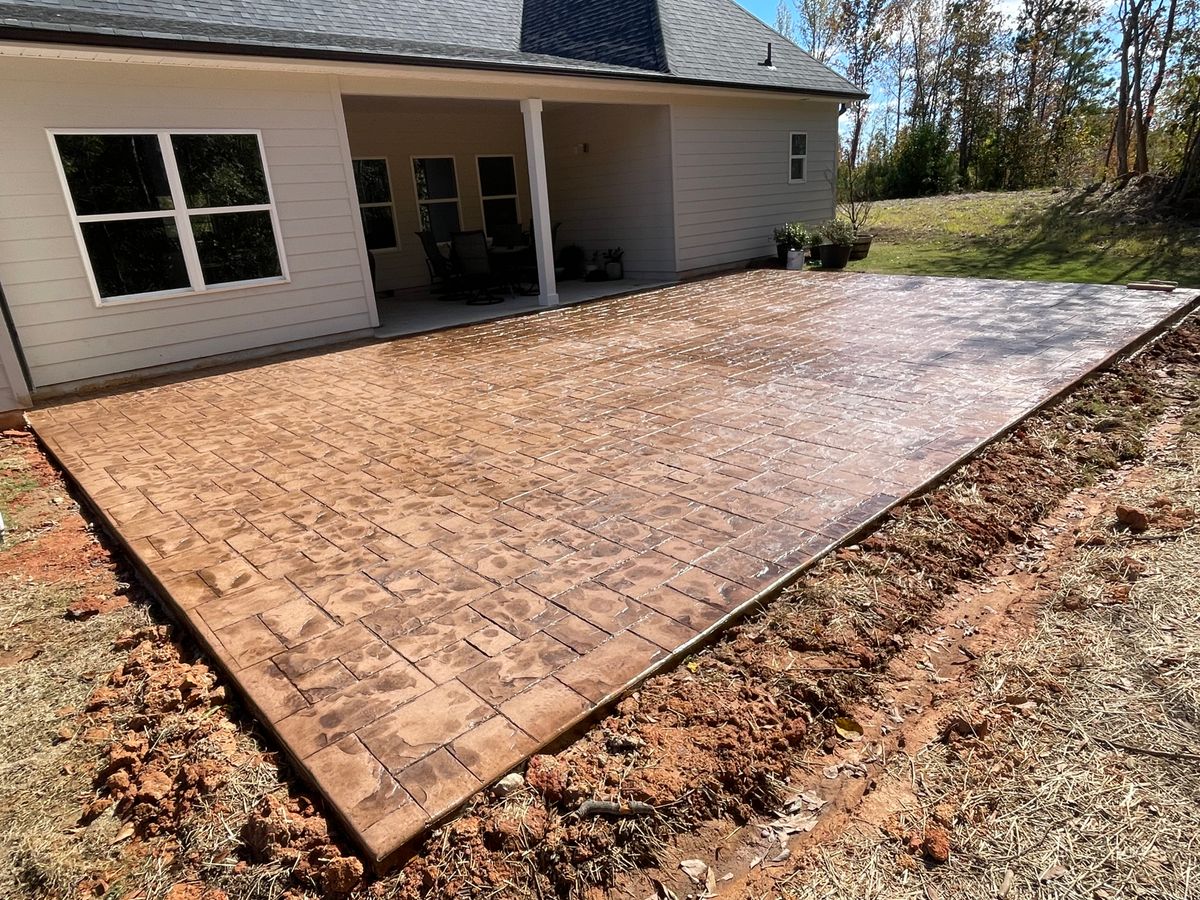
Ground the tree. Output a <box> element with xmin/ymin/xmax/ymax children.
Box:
<box><xmin>839</xmin><ymin>0</ymin><xmax>890</xmax><ymax>168</ymax></box>
<box><xmin>778</xmin><ymin>0</ymin><xmax>843</xmax><ymax>63</ymax></box>
<box><xmin>944</xmin><ymin>0</ymin><xmax>1003</xmax><ymax>184</ymax></box>
<box><xmin>1115</xmin><ymin>0</ymin><xmax>1180</xmax><ymax>174</ymax></box>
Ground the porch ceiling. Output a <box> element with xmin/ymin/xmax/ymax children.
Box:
<box><xmin>27</xmin><ymin>271</ymin><xmax>1197</xmax><ymax>866</ymax></box>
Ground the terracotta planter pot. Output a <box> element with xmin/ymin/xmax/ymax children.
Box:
<box><xmin>849</xmin><ymin>233</ymin><xmax>873</xmax><ymax>261</ymax></box>
<box><xmin>818</xmin><ymin>243</ymin><xmax>853</xmax><ymax>269</ymax></box>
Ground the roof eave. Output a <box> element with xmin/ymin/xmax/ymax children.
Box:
<box><xmin>0</xmin><ymin>26</ymin><xmax>870</xmax><ymax>101</ymax></box>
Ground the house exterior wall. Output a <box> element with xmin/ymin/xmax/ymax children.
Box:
<box><xmin>0</xmin><ymin>298</ymin><xmax>31</xmax><ymax>415</ymax></box>
<box><xmin>670</xmin><ymin>96</ymin><xmax>840</xmax><ymax>274</ymax></box>
<box><xmin>543</xmin><ymin>104</ymin><xmax>676</xmax><ymax>280</ymax></box>
<box><xmin>342</xmin><ymin>96</ymin><xmax>533</xmax><ymax>293</ymax></box>
<box><xmin>0</xmin><ymin>56</ymin><xmax>375</xmax><ymax>389</ymax></box>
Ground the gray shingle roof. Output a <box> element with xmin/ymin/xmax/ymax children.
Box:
<box><xmin>0</xmin><ymin>0</ymin><xmax>865</xmax><ymax>98</ymax></box>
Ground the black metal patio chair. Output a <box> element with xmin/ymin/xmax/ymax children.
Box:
<box><xmin>416</xmin><ymin>230</ymin><xmax>460</xmax><ymax>300</ymax></box>
<box><xmin>450</xmin><ymin>230</ymin><xmax>505</xmax><ymax>305</ymax></box>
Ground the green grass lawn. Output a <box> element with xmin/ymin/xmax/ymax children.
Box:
<box><xmin>848</xmin><ymin>189</ymin><xmax>1200</xmax><ymax>286</ymax></box>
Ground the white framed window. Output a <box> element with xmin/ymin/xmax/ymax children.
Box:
<box><xmin>411</xmin><ymin>156</ymin><xmax>460</xmax><ymax>243</ymax></box>
<box><xmin>476</xmin><ymin>155</ymin><xmax>520</xmax><ymax>239</ymax></box>
<box><xmin>49</xmin><ymin>129</ymin><xmax>288</xmax><ymax>306</ymax></box>
<box><xmin>788</xmin><ymin>132</ymin><xmax>808</xmax><ymax>183</ymax></box>
<box><xmin>352</xmin><ymin>157</ymin><xmax>398</xmax><ymax>252</ymax></box>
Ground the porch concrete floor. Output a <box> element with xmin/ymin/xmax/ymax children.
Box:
<box><xmin>28</xmin><ymin>271</ymin><xmax>1196</xmax><ymax>865</ymax></box>
<box><xmin>373</xmin><ymin>277</ymin><xmax>675</xmax><ymax>338</ymax></box>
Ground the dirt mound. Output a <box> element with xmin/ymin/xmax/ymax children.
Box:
<box><xmin>1052</xmin><ymin>174</ymin><xmax>1196</xmax><ymax>224</ymax></box>
<box><xmin>241</xmin><ymin>796</ymin><xmax>362</xmax><ymax>895</ymax></box>
<box><xmin>79</xmin><ymin>625</ymin><xmax>361</xmax><ymax>895</ymax></box>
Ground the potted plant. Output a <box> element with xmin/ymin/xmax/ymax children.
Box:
<box><xmin>816</xmin><ymin>218</ymin><xmax>856</xmax><ymax>269</ymax></box>
<box><xmin>603</xmin><ymin>247</ymin><xmax>625</xmax><ymax>280</ymax></box>
<box><xmin>839</xmin><ymin>165</ymin><xmax>875</xmax><ymax>260</ymax></box>
<box><xmin>772</xmin><ymin>222</ymin><xmax>810</xmax><ymax>264</ymax></box>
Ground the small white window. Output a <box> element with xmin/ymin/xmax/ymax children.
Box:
<box><xmin>352</xmin><ymin>158</ymin><xmax>398</xmax><ymax>251</ymax></box>
<box><xmin>412</xmin><ymin>156</ymin><xmax>461</xmax><ymax>242</ymax></box>
<box><xmin>789</xmin><ymin>132</ymin><xmax>808</xmax><ymax>183</ymax></box>
<box><xmin>476</xmin><ymin>155</ymin><xmax>520</xmax><ymax>239</ymax></box>
<box><xmin>50</xmin><ymin>130</ymin><xmax>288</xmax><ymax>306</ymax></box>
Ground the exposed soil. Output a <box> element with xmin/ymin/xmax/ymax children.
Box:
<box><xmin>776</xmin><ymin>412</ymin><xmax>1200</xmax><ymax>899</ymax></box>
<box><xmin>0</xmin><ymin>317</ymin><xmax>1196</xmax><ymax>899</ymax></box>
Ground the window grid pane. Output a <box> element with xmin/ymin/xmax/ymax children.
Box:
<box><xmin>56</xmin><ymin>134</ymin><xmax>174</xmax><ymax>216</ymax></box>
<box><xmin>419</xmin><ymin>201</ymin><xmax>460</xmax><ymax>242</ymax></box>
<box><xmin>353</xmin><ymin>159</ymin><xmax>392</xmax><ymax>205</ymax></box>
<box><xmin>414</xmin><ymin>158</ymin><xmax>457</xmax><ymax>201</ymax></box>
<box><xmin>790</xmin><ymin>158</ymin><xmax>806</xmax><ymax>181</ymax></box>
<box><xmin>80</xmin><ymin>218</ymin><xmax>190</xmax><ymax>298</ymax></box>
<box><xmin>791</xmin><ymin>133</ymin><xmax>807</xmax><ymax>156</ymax></box>
<box><xmin>190</xmin><ymin>210</ymin><xmax>282</xmax><ymax>286</ymax></box>
<box><xmin>478</xmin><ymin>156</ymin><xmax>517</xmax><ymax>197</ymax></box>
<box><xmin>482</xmin><ymin>197</ymin><xmax>519</xmax><ymax>237</ymax></box>
<box><xmin>361</xmin><ymin>206</ymin><xmax>398</xmax><ymax>251</ymax></box>
<box><xmin>172</xmin><ymin>134</ymin><xmax>270</xmax><ymax>209</ymax></box>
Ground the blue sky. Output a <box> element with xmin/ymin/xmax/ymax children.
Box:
<box><xmin>738</xmin><ymin>0</ymin><xmax>779</xmax><ymax>28</ymax></box>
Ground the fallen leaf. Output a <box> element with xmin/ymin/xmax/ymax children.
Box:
<box><xmin>680</xmin><ymin>859</ymin><xmax>709</xmax><ymax>884</ymax></box>
<box><xmin>782</xmin><ymin>791</ymin><xmax>827</xmax><ymax>813</ymax></box>
<box><xmin>1040</xmin><ymin>862</ymin><xmax>1069</xmax><ymax>882</ymax></box>
<box><xmin>772</xmin><ymin>811</ymin><xmax>821</xmax><ymax>834</ymax></box>
<box><xmin>834</xmin><ymin>716</ymin><xmax>864</xmax><ymax>741</ymax></box>
<box><xmin>765</xmin><ymin>848</ymin><xmax>792</xmax><ymax>867</ymax></box>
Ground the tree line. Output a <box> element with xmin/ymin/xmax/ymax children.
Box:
<box><xmin>775</xmin><ymin>0</ymin><xmax>1200</xmax><ymax>207</ymax></box>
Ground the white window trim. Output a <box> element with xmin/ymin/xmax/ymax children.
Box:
<box><xmin>47</xmin><ymin>127</ymin><xmax>290</xmax><ymax>308</ymax></box>
<box><xmin>788</xmin><ymin>131</ymin><xmax>808</xmax><ymax>185</ymax></box>
<box><xmin>411</xmin><ymin>155</ymin><xmax>461</xmax><ymax>237</ymax></box>
<box><xmin>352</xmin><ymin>156</ymin><xmax>399</xmax><ymax>253</ymax></box>
<box><xmin>475</xmin><ymin>154</ymin><xmax>521</xmax><ymax>238</ymax></box>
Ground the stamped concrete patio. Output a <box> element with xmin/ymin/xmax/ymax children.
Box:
<box><xmin>28</xmin><ymin>271</ymin><xmax>1196</xmax><ymax>865</ymax></box>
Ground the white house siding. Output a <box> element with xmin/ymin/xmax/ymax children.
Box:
<box><xmin>0</xmin><ymin>57</ymin><xmax>374</xmax><ymax>389</ymax></box>
<box><xmin>0</xmin><ymin>312</ymin><xmax>30</xmax><ymax>414</ymax></box>
<box><xmin>543</xmin><ymin>104</ymin><xmax>676</xmax><ymax>280</ymax></box>
<box><xmin>671</xmin><ymin>97</ymin><xmax>841</xmax><ymax>274</ymax></box>
<box><xmin>342</xmin><ymin>96</ymin><xmax>533</xmax><ymax>293</ymax></box>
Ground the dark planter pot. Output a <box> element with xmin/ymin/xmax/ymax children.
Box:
<box><xmin>776</xmin><ymin>242</ymin><xmax>791</xmax><ymax>264</ymax></box>
<box><xmin>818</xmin><ymin>243</ymin><xmax>853</xmax><ymax>269</ymax></box>
<box><xmin>849</xmin><ymin>233</ymin><xmax>874</xmax><ymax>261</ymax></box>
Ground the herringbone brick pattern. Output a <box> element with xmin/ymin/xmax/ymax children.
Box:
<box><xmin>28</xmin><ymin>271</ymin><xmax>1193</xmax><ymax>863</ymax></box>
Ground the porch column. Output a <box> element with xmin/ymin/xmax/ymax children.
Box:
<box><xmin>520</xmin><ymin>98</ymin><xmax>559</xmax><ymax>307</ymax></box>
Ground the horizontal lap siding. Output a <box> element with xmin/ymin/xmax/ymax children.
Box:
<box><xmin>544</xmin><ymin>105</ymin><xmax>675</xmax><ymax>279</ymax></box>
<box><xmin>0</xmin><ymin>58</ymin><xmax>373</xmax><ymax>388</ymax></box>
<box><xmin>671</xmin><ymin>99</ymin><xmax>840</xmax><ymax>272</ymax></box>
<box><xmin>342</xmin><ymin>97</ymin><xmax>532</xmax><ymax>293</ymax></box>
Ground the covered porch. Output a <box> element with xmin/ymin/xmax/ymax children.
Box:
<box><xmin>340</xmin><ymin>94</ymin><xmax>678</xmax><ymax>336</ymax></box>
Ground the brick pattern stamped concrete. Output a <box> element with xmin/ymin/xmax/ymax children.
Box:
<box><xmin>29</xmin><ymin>272</ymin><xmax>1196</xmax><ymax>865</ymax></box>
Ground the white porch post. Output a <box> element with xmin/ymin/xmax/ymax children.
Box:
<box><xmin>520</xmin><ymin>98</ymin><xmax>559</xmax><ymax>307</ymax></box>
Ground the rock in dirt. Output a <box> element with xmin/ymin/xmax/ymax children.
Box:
<box><xmin>493</xmin><ymin>772</ymin><xmax>524</xmax><ymax>797</ymax></box>
<box><xmin>525</xmin><ymin>755</ymin><xmax>567</xmax><ymax>803</ymax></box>
<box><xmin>1115</xmin><ymin>505</ymin><xmax>1150</xmax><ymax>532</ymax></box>
<box><xmin>317</xmin><ymin>855</ymin><xmax>363</xmax><ymax>895</ymax></box>
<box><xmin>921</xmin><ymin>825</ymin><xmax>951</xmax><ymax>864</ymax></box>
